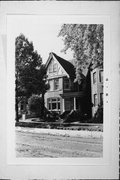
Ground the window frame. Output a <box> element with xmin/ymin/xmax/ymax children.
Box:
<box><xmin>94</xmin><ymin>94</ymin><xmax>98</xmax><ymax>106</ymax></box>
<box><xmin>48</xmin><ymin>80</ymin><xmax>53</xmax><ymax>91</ymax></box>
<box><xmin>54</xmin><ymin>78</ymin><xmax>59</xmax><ymax>90</ymax></box>
<box><xmin>47</xmin><ymin>98</ymin><xmax>60</xmax><ymax>111</ymax></box>
<box><xmin>49</xmin><ymin>65</ymin><xmax>52</xmax><ymax>73</ymax></box>
<box><xmin>100</xmin><ymin>93</ymin><xmax>103</xmax><ymax>105</ymax></box>
<box><xmin>53</xmin><ymin>63</ymin><xmax>58</xmax><ymax>72</ymax></box>
<box><xmin>93</xmin><ymin>72</ymin><xmax>97</xmax><ymax>84</ymax></box>
<box><xmin>99</xmin><ymin>70</ymin><xmax>103</xmax><ymax>83</ymax></box>
<box><xmin>63</xmin><ymin>77</ymin><xmax>70</xmax><ymax>90</ymax></box>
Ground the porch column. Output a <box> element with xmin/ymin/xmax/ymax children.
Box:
<box><xmin>73</xmin><ymin>97</ymin><xmax>76</xmax><ymax>110</ymax></box>
<box><xmin>62</xmin><ymin>98</ymin><xmax>65</xmax><ymax>112</ymax></box>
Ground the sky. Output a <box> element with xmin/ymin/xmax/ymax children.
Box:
<box><xmin>10</xmin><ymin>16</ymin><xmax>73</xmax><ymax>64</ymax></box>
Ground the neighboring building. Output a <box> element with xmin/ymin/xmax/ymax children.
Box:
<box><xmin>90</xmin><ymin>67</ymin><xmax>103</xmax><ymax>116</ymax></box>
<box><xmin>45</xmin><ymin>52</ymin><xmax>92</xmax><ymax>117</ymax></box>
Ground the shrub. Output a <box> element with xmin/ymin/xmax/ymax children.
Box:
<box><xmin>45</xmin><ymin>111</ymin><xmax>59</xmax><ymax>122</ymax></box>
<box><xmin>64</xmin><ymin>110</ymin><xmax>84</xmax><ymax>123</ymax></box>
<box><xmin>60</xmin><ymin>111</ymin><xmax>70</xmax><ymax>119</ymax></box>
<box><xmin>28</xmin><ymin>94</ymin><xmax>43</xmax><ymax>118</ymax></box>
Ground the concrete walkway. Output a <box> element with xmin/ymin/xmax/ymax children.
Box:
<box><xmin>16</xmin><ymin>126</ymin><xmax>103</xmax><ymax>138</ymax></box>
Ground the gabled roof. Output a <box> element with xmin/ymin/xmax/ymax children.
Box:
<box><xmin>45</xmin><ymin>52</ymin><xmax>76</xmax><ymax>80</ymax></box>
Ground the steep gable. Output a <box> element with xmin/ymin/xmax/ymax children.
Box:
<box><xmin>45</xmin><ymin>52</ymin><xmax>76</xmax><ymax>80</ymax></box>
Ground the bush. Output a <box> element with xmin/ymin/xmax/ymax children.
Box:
<box><xmin>64</xmin><ymin>110</ymin><xmax>84</xmax><ymax>123</ymax></box>
<box><xmin>28</xmin><ymin>94</ymin><xmax>44</xmax><ymax>118</ymax></box>
<box><xmin>60</xmin><ymin>111</ymin><xmax>70</xmax><ymax>119</ymax></box>
<box><xmin>45</xmin><ymin>111</ymin><xmax>59</xmax><ymax>122</ymax></box>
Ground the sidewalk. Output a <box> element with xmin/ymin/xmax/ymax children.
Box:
<box><xmin>16</xmin><ymin>126</ymin><xmax>103</xmax><ymax>138</ymax></box>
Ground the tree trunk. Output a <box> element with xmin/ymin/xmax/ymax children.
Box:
<box><xmin>41</xmin><ymin>92</ymin><xmax>45</xmax><ymax>119</ymax></box>
<box><xmin>15</xmin><ymin>96</ymin><xmax>19</xmax><ymax>122</ymax></box>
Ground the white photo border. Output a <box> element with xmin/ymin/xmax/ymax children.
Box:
<box><xmin>0</xmin><ymin>1</ymin><xmax>119</xmax><ymax>179</ymax></box>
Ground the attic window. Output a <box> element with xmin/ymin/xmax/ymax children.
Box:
<box><xmin>53</xmin><ymin>63</ymin><xmax>58</xmax><ymax>72</ymax></box>
<box><xmin>49</xmin><ymin>65</ymin><xmax>52</xmax><ymax>73</ymax></box>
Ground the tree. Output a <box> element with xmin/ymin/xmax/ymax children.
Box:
<box><xmin>15</xmin><ymin>34</ymin><xmax>49</xmax><ymax>122</ymax></box>
<box><xmin>58</xmin><ymin>24</ymin><xmax>103</xmax><ymax>84</ymax></box>
<box><xmin>28</xmin><ymin>94</ymin><xmax>43</xmax><ymax>118</ymax></box>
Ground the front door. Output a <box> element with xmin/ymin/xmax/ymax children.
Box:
<box><xmin>65</xmin><ymin>98</ymin><xmax>74</xmax><ymax>111</ymax></box>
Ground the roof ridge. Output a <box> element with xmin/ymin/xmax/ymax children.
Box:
<box><xmin>52</xmin><ymin>52</ymin><xmax>74</xmax><ymax>66</ymax></box>
<box><xmin>52</xmin><ymin>52</ymin><xmax>75</xmax><ymax>80</ymax></box>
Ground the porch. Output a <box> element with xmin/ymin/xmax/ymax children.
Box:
<box><xmin>60</xmin><ymin>92</ymin><xmax>84</xmax><ymax>113</ymax></box>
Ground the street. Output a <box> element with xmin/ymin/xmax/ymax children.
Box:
<box><xmin>16</xmin><ymin>129</ymin><xmax>103</xmax><ymax>158</ymax></box>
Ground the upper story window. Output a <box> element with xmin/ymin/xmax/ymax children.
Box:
<box><xmin>93</xmin><ymin>72</ymin><xmax>97</xmax><ymax>84</ymax></box>
<box><xmin>100</xmin><ymin>93</ymin><xmax>103</xmax><ymax>105</ymax></box>
<box><xmin>48</xmin><ymin>80</ymin><xmax>53</xmax><ymax>91</ymax></box>
<box><xmin>53</xmin><ymin>63</ymin><xmax>58</xmax><ymax>72</ymax></box>
<box><xmin>48</xmin><ymin>61</ymin><xmax>58</xmax><ymax>73</ymax></box>
<box><xmin>99</xmin><ymin>70</ymin><xmax>103</xmax><ymax>83</ymax></box>
<box><xmin>54</xmin><ymin>79</ymin><xmax>59</xmax><ymax>90</ymax></box>
<box><xmin>94</xmin><ymin>94</ymin><xmax>97</xmax><ymax>106</ymax></box>
<box><xmin>49</xmin><ymin>65</ymin><xmax>52</xmax><ymax>73</ymax></box>
<box><xmin>64</xmin><ymin>77</ymin><xmax>70</xmax><ymax>90</ymax></box>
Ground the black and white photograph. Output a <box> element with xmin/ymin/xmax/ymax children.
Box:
<box><xmin>0</xmin><ymin>1</ymin><xmax>119</xmax><ymax>180</ymax></box>
<box><xmin>11</xmin><ymin>16</ymin><xmax>104</xmax><ymax>158</ymax></box>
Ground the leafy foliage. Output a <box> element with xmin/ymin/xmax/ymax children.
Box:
<box><xmin>28</xmin><ymin>94</ymin><xmax>43</xmax><ymax>118</ymax></box>
<box><xmin>15</xmin><ymin>34</ymin><xmax>49</xmax><ymax>121</ymax></box>
<box><xmin>58</xmin><ymin>24</ymin><xmax>103</xmax><ymax>84</ymax></box>
<box><xmin>15</xmin><ymin>34</ymin><xmax>45</xmax><ymax>97</ymax></box>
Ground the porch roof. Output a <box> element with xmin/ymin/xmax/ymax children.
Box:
<box><xmin>60</xmin><ymin>91</ymin><xmax>84</xmax><ymax>98</ymax></box>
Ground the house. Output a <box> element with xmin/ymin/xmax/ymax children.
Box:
<box><xmin>45</xmin><ymin>52</ymin><xmax>92</xmax><ymax>118</ymax></box>
<box><xmin>17</xmin><ymin>52</ymin><xmax>103</xmax><ymax>120</ymax></box>
<box><xmin>90</xmin><ymin>66</ymin><xmax>103</xmax><ymax>116</ymax></box>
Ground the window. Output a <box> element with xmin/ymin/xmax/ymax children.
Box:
<box><xmin>99</xmin><ymin>70</ymin><xmax>103</xmax><ymax>82</ymax></box>
<box><xmin>49</xmin><ymin>65</ymin><xmax>52</xmax><ymax>73</ymax></box>
<box><xmin>64</xmin><ymin>77</ymin><xmax>70</xmax><ymax>90</ymax></box>
<box><xmin>47</xmin><ymin>98</ymin><xmax>60</xmax><ymax>111</ymax></box>
<box><xmin>54</xmin><ymin>79</ymin><xmax>59</xmax><ymax>90</ymax></box>
<box><xmin>53</xmin><ymin>63</ymin><xmax>58</xmax><ymax>72</ymax></box>
<box><xmin>93</xmin><ymin>72</ymin><xmax>97</xmax><ymax>84</ymax></box>
<box><xmin>94</xmin><ymin>94</ymin><xmax>97</xmax><ymax>106</ymax></box>
<box><xmin>100</xmin><ymin>93</ymin><xmax>103</xmax><ymax>105</ymax></box>
<box><xmin>48</xmin><ymin>80</ymin><xmax>53</xmax><ymax>91</ymax></box>
<box><xmin>48</xmin><ymin>61</ymin><xmax>58</xmax><ymax>73</ymax></box>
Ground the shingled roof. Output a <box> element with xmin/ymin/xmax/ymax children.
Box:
<box><xmin>46</xmin><ymin>52</ymin><xmax>76</xmax><ymax>80</ymax></box>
